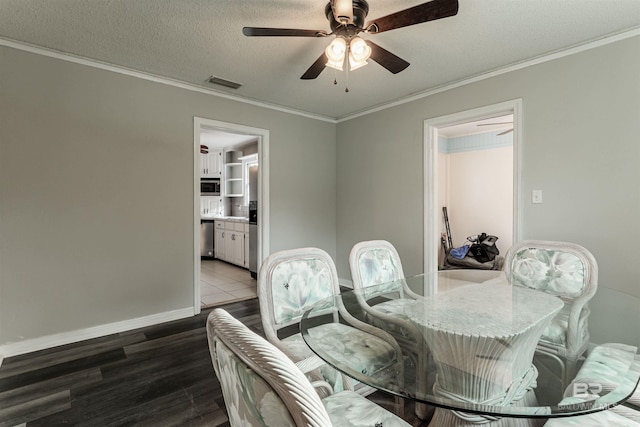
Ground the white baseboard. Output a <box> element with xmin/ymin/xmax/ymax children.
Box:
<box><xmin>339</xmin><ymin>278</ymin><xmax>354</xmax><ymax>289</ymax></box>
<box><xmin>0</xmin><ymin>307</ymin><xmax>195</xmax><ymax>359</ymax></box>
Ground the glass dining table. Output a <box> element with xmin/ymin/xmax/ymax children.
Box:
<box><xmin>299</xmin><ymin>270</ymin><xmax>640</xmax><ymax>426</ymax></box>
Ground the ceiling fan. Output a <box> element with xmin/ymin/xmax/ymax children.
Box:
<box><xmin>477</xmin><ymin>121</ymin><xmax>514</xmax><ymax>136</ymax></box>
<box><xmin>242</xmin><ymin>0</ymin><xmax>459</xmax><ymax>83</ymax></box>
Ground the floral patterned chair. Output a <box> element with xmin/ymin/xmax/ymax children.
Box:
<box><xmin>207</xmin><ymin>308</ymin><xmax>412</xmax><ymax>427</ymax></box>
<box><xmin>545</xmin><ymin>346</ymin><xmax>640</xmax><ymax>427</ymax></box>
<box><xmin>563</xmin><ymin>343</ymin><xmax>640</xmax><ymax>421</ymax></box>
<box><xmin>349</xmin><ymin>240</ymin><xmax>431</xmax><ymax>419</ymax></box>
<box><xmin>257</xmin><ymin>247</ymin><xmax>404</xmax><ymax>398</ymax></box>
<box><xmin>504</xmin><ymin>240</ymin><xmax>598</xmax><ymax>386</ymax></box>
<box><xmin>543</xmin><ymin>409</ymin><xmax>640</xmax><ymax>426</ymax></box>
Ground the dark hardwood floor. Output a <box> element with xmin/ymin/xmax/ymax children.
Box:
<box><xmin>0</xmin><ymin>299</ymin><xmax>427</xmax><ymax>427</ymax></box>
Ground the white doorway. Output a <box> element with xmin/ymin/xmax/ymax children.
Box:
<box><xmin>193</xmin><ymin>117</ymin><xmax>270</xmax><ymax>314</ymax></box>
<box><xmin>423</xmin><ymin>100</ymin><xmax>522</xmax><ymax>273</ymax></box>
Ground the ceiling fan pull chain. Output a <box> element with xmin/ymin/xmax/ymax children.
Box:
<box><xmin>345</xmin><ymin>53</ymin><xmax>350</xmax><ymax>92</ymax></box>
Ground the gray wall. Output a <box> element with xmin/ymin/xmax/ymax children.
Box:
<box><xmin>2</xmin><ymin>35</ymin><xmax>639</xmax><ymax>351</ymax></box>
<box><xmin>0</xmin><ymin>46</ymin><xmax>336</xmax><ymax>346</ymax></box>
<box><xmin>336</xmin><ymin>35</ymin><xmax>640</xmax><ymax>346</ymax></box>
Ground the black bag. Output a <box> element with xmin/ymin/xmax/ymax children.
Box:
<box><xmin>468</xmin><ymin>233</ymin><xmax>499</xmax><ymax>263</ymax></box>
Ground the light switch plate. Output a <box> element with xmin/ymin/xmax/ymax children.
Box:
<box><xmin>532</xmin><ymin>189</ymin><xmax>543</xmax><ymax>204</ymax></box>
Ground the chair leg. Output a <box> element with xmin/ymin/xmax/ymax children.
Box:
<box><xmin>564</xmin><ymin>356</ymin><xmax>581</xmax><ymax>389</ymax></box>
<box><xmin>415</xmin><ymin>402</ymin><xmax>434</xmax><ymax>420</ymax></box>
<box><xmin>394</xmin><ymin>395</ymin><xmax>405</xmax><ymax>418</ymax></box>
<box><xmin>414</xmin><ymin>343</ymin><xmax>434</xmax><ymax>420</ymax></box>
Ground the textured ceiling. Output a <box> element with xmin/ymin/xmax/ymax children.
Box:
<box><xmin>1</xmin><ymin>0</ymin><xmax>639</xmax><ymax>120</ymax></box>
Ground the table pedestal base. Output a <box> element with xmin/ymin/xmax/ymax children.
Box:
<box><xmin>427</xmin><ymin>390</ymin><xmax>545</xmax><ymax>427</ymax></box>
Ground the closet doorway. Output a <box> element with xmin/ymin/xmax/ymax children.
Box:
<box><xmin>423</xmin><ymin>100</ymin><xmax>522</xmax><ymax>272</ymax></box>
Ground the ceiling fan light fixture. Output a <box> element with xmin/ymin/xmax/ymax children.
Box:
<box><xmin>348</xmin><ymin>36</ymin><xmax>371</xmax><ymax>70</ymax></box>
<box><xmin>332</xmin><ymin>0</ymin><xmax>354</xmax><ymax>24</ymax></box>
<box><xmin>325</xmin><ymin>37</ymin><xmax>347</xmax><ymax>70</ymax></box>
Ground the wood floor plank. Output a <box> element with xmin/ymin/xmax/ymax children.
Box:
<box><xmin>0</xmin><ymin>333</ymin><xmax>146</xmax><ymax>379</ymax></box>
<box><xmin>0</xmin><ymin>390</ymin><xmax>71</xmax><ymax>427</ymax></box>
<box><xmin>0</xmin><ymin>349</ymin><xmax>127</xmax><ymax>393</ymax></box>
<box><xmin>0</xmin><ymin>368</ymin><xmax>102</xmax><ymax>408</ymax></box>
<box><xmin>0</xmin><ymin>298</ymin><xmax>427</xmax><ymax>426</ymax></box>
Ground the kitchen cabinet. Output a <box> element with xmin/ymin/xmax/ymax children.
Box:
<box><xmin>201</xmin><ymin>196</ymin><xmax>223</xmax><ymax>217</ymax></box>
<box><xmin>228</xmin><ymin>223</ymin><xmax>245</xmax><ymax>266</ymax></box>
<box><xmin>214</xmin><ymin>220</ymin><xmax>248</xmax><ymax>268</ymax></box>
<box><xmin>201</xmin><ymin>149</ymin><xmax>222</xmax><ymax>178</ymax></box>
<box><xmin>214</xmin><ymin>221</ymin><xmax>225</xmax><ymax>260</ymax></box>
<box><xmin>244</xmin><ymin>223</ymin><xmax>249</xmax><ymax>268</ymax></box>
<box><xmin>224</xmin><ymin>150</ymin><xmax>243</xmax><ymax>197</ymax></box>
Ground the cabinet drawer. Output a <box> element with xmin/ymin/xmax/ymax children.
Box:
<box><xmin>244</xmin><ymin>224</ymin><xmax>249</xmax><ymax>233</ymax></box>
<box><xmin>234</xmin><ymin>222</ymin><xmax>245</xmax><ymax>232</ymax></box>
<box><xmin>215</xmin><ymin>221</ymin><xmax>225</xmax><ymax>229</ymax></box>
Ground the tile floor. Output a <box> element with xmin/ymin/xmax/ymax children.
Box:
<box><xmin>200</xmin><ymin>259</ymin><xmax>257</xmax><ymax>308</ymax></box>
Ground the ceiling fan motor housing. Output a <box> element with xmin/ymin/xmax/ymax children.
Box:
<box><xmin>325</xmin><ymin>0</ymin><xmax>369</xmax><ymax>35</ymax></box>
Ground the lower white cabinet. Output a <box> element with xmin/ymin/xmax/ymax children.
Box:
<box><xmin>244</xmin><ymin>224</ymin><xmax>249</xmax><ymax>268</ymax></box>
<box><xmin>214</xmin><ymin>221</ymin><xmax>225</xmax><ymax>260</ymax></box>
<box><xmin>214</xmin><ymin>220</ymin><xmax>248</xmax><ymax>268</ymax></box>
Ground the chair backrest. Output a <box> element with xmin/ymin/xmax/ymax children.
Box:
<box><xmin>349</xmin><ymin>240</ymin><xmax>406</xmax><ymax>293</ymax></box>
<box><xmin>207</xmin><ymin>308</ymin><xmax>333</xmax><ymax>427</ymax></box>
<box><xmin>504</xmin><ymin>240</ymin><xmax>598</xmax><ymax>302</ymax></box>
<box><xmin>258</xmin><ymin>247</ymin><xmax>341</xmax><ymax>347</ymax></box>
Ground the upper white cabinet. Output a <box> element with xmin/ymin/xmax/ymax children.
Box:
<box><xmin>201</xmin><ymin>196</ymin><xmax>223</xmax><ymax>217</ymax></box>
<box><xmin>201</xmin><ymin>149</ymin><xmax>222</xmax><ymax>178</ymax></box>
<box><xmin>224</xmin><ymin>150</ymin><xmax>243</xmax><ymax>197</ymax></box>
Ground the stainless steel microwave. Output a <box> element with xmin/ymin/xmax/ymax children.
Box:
<box><xmin>201</xmin><ymin>178</ymin><xmax>221</xmax><ymax>195</ymax></box>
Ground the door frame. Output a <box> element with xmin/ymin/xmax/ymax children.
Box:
<box><xmin>193</xmin><ymin>117</ymin><xmax>270</xmax><ymax>314</ymax></box>
<box><xmin>423</xmin><ymin>99</ymin><xmax>522</xmax><ymax>272</ymax></box>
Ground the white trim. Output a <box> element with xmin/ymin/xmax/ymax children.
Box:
<box><xmin>423</xmin><ymin>122</ymin><xmax>440</xmax><ymax>274</ymax></box>
<box><xmin>0</xmin><ymin>37</ymin><xmax>335</xmax><ymax>124</ymax></box>
<box><xmin>0</xmin><ymin>308</ymin><xmax>194</xmax><ymax>358</ymax></box>
<box><xmin>3</xmin><ymin>28</ymin><xmax>639</xmax><ymax>124</ymax></box>
<box><xmin>423</xmin><ymin>99</ymin><xmax>522</xmax><ymax>272</ymax></box>
<box><xmin>338</xmin><ymin>278</ymin><xmax>354</xmax><ymax>289</ymax></box>
<box><xmin>193</xmin><ymin>118</ymin><xmax>270</xmax><ymax>314</ymax></box>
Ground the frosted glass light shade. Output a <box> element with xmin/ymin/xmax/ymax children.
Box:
<box><xmin>325</xmin><ymin>37</ymin><xmax>347</xmax><ymax>70</ymax></box>
<box><xmin>349</xmin><ymin>37</ymin><xmax>371</xmax><ymax>70</ymax></box>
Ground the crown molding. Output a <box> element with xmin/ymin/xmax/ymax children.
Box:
<box><xmin>0</xmin><ymin>37</ymin><xmax>337</xmax><ymax>124</ymax></box>
<box><xmin>2</xmin><ymin>27</ymin><xmax>639</xmax><ymax>124</ymax></box>
<box><xmin>336</xmin><ymin>27</ymin><xmax>640</xmax><ymax>122</ymax></box>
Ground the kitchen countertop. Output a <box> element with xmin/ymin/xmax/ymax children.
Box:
<box><xmin>200</xmin><ymin>215</ymin><xmax>249</xmax><ymax>223</ymax></box>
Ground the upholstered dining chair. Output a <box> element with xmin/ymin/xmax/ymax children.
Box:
<box><xmin>349</xmin><ymin>239</ymin><xmax>430</xmax><ymax>419</ymax></box>
<box><xmin>207</xmin><ymin>308</ymin><xmax>412</xmax><ymax>427</ymax></box>
<box><xmin>258</xmin><ymin>247</ymin><xmax>404</xmax><ymax>398</ymax></box>
<box><xmin>543</xmin><ymin>410</ymin><xmax>640</xmax><ymax>426</ymax></box>
<box><xmin>545</xmin><ymin>347</ymin><xmax>640</xmax><ymax>427</ymax></box>
<box><xmin>504</xmin><ymin>240</ymin><xmax>598</xmax><ymax>386</ymax></box>
<box><xmin>564</xmin><ymin>343</ymin><xmax>640</xmax><ymax>421</ymax></box>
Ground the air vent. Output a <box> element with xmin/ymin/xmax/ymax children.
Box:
<box><xmin>206</xmin><ymin>76</ymin><xmax>242</xmax><ymax>89</ymax></box>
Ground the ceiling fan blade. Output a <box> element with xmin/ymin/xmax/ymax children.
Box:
<box><xmin>367</xmin><ymin>41</ymin><xmax>410</xmax><ymax>74</ymax></box>
<box><xmin>331</xmin><ymin>0</ymin><xmax>353</xmax><ymax>24</ymax></box>
<box><xmin>301</xmin><ymin>53</ymin><xmax>328</xmax><ymax>80</ymax></box>
<box><xmin>498</xmin><ymin>129</ymin><xmax>514</xmax><ymax>136</ymax></box>
<box><xmin>365</xmin><ymin>0</ymin><xmax>459</xmax><ymax>34</ymax></box>
<box><xmin>242</xmin><ymin>27</ymin><xmax>328</xmax><ymax>37</ymax></box>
